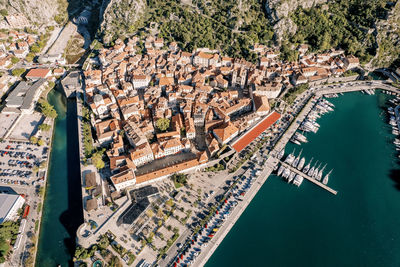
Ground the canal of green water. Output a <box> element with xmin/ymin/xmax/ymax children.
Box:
<box><xmin>36</xmin><ymin>88</ymin><xmax>83</xmax><ymax>267</ymax></box>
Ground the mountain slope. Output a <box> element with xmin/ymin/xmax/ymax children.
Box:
<box><xmin>99</xmin><ymin>0</ymin><xmax>146</xmax><ymax>44</ymax></box>
<box><xmin>0</xmin><ymin>0</ymin><xmax>62</xmax><ymax>25</ymax></box>
<box><xmin>372</xmin><ymin>1</ymin><xmax>400</xmax><ymax>68</ymax></box>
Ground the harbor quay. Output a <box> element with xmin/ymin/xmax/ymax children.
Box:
<box><xmin>196</xmin><ymin>156</ymin><xmax>278</xmax><ymax>266</ymax></box>
<box><xmin>314</xmin><ymin>80</ymin><xmax>400</xmax><ymax>96</ymax></box>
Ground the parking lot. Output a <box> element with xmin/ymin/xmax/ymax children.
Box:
<box><xmin>8</xmin><ymin>113</ymin><xmax>44</xmax><ymax>141</ymax></box>
<box><xmin>0</xmin><ymin>140</ymin><xmax>48</xmax><ymax>187</ymax></box>
<box><xmin>0</xmin><ymin>113</ymin><xmax>19</xmax><ymax>138</ymax></box>
<box><xmin>171</xmin><ymin>163</ymin><xmax>261</xmax><ymax>266</ymax></box>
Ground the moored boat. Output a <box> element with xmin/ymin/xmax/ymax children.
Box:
<box><xmin>293</xmin><ymin>174</ymin><xmax>304</xmax><ymax>187</ymax></box>
<box><xmin>303</xmin><ymin>158</ymin><xmax>313</xmax><ymax>173</ymax></box>
<box><xmin>323</xmin><ymin>169</ymin><xmax>333</xmax><ymax>185</ymax></box>
<box><xmin>288</xmin><ymin>172</ymin><xmax>296</xmax><ymax>183</ymax></box>
<box><xmin>277</xmin><ymin>165</ymin><xmax>285</xmax><ymax>176</ymax></box>
<box><xmin>297</xmin><ymin>157</ymin><xmax>306</xmax><ymax>171</ymax></box>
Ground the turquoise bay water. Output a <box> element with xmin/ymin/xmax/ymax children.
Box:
<box><xmin>36</xmin><ymin>89</ymin><xmax>83</xmax><ymax>267</ymax></box>
<box><xmin>207</xmin><ymin>91</ymin><xmax>400</xmax><ymax>267</ymax></box>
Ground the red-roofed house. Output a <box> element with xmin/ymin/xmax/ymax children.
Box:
<box><xmin>25</xmin><ymin>68</ymin><xmax>52</xmax><ymax>80</ymax></box>
<box><xmin>212</xmin><ymin>122</ymin><xmax>239</xmax><ymax>145</ymax></box>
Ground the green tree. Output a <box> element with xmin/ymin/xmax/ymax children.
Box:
<box><xmin>26</xmin><ymin>53</ymin><xmax>35</xmax><ymax>62</ymax></box>
<box><xmin>37</xmin><ymin>139</ymin><xmax>45</xmax><ymax>146</ymax></box>
<box><xmin>11</xmin><ymin>57</ymin><xmax>19</xmax><ymax>64</ymax></box>
<box><xmin>54</xmin><ymin>14</ymin><xmax>66</xmax><ymax>25</ymax></box>
<box><xmin>11</xmin><ymin>68</ymin><xmax>25</xmax><ymax>77</ymax></box>
<box><xmin>39</xmin><ymin>123</ymin><xmax>51</xmax><ymax>132</ymax></box>
<box><xmin>171</xmin><ymin>173</ymin><xmax>188</xmax><ymax>186</ymax></box>
<box><xmin>166</xmin><ymin>199</ymin><xmax>174</xmax><ymax>207</ymax></box>
<box><xmin>0</xmin><ymin>9</ymin><xmax>8</xmax><ymax>17</ymax></box>
<box><xmin>0</xmin><ymin>237</ymin><xmax>9</xmax><ymax>263</ymax></box>
<box><xmin>40</xmin><ymin>161</ymin><xmax>47</xmax><ymax>169</ymax></box>
<box><xmin>156</xmin><ymin>118</ymin><xmax>170</xmax><ymax>132</ymax></box>
<box><xmin>97</xmin><ymin>235</ymin><xmax>110</xmax><ymax>249</ymax></box>
<box><xmin>38</xmin><ymin>100</ymin><xmax>58</xmax><ymax>118</ymax></box>
<box><xmin>30</xmin><ymin>136</ymin><xmax>38</xmax><ymax>144</ymax></box>
<box><xmin>92</xmin><ymin>151</ymin><xmax>105</xmax><ymax>170</ymax></box>
<box><xmin>30</xmin><ymin>45</ymin><xmax>40</xmax><ymax>54</ymax></box>
<box><xmin>38</xmin><ymin>124</ymin><xmax>51</xmax><ymax>131</ymax></box>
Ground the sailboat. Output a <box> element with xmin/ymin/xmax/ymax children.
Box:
<box><xmin>323</xmin><ymin>169</ymin><xmax>333</xmax><ymax>185</ymax></box>
<box><xmin>282</xmin><ymin>168</ymin><xmax>290</xmax><ymax>179</ymax></box>
<box><xmin>277</xmin><ymin>165</ymin><xmax>285</xmax><ymax>176</ymax></box>
<box><xmin>308</xmin><ymin>160</ymin><xmax>318</xmax><ymax>177</ymax></box>
<box><xmin>285</xmin><ymin>149</ymin><xmax>296</xmax><ymax>164</ymax></box>
<box><xmin>317</xmin><ymin>164</ymin><xmax>327</xmax><ymax>181</ymax></box>
<box><xmin>303</xmin><ymin>157</ymin><xmax>313</xmax><ymax>173</ymax></box>
<box><xmin>293</xmin><ymin>174</ymin><xmax>304</xmax><ymax>187</ymax></box>
<box><xmin>313</xmin><ymin>163</ymin><xmax>322</xmax><ymax>179</ymax></box>
<box><xmin>288</xmin><ymin>172</ymin><xmax>296</xmax><ymax>183</ymax></box>
<box><xmin>297</xmin><ymin>157</ymin><xmax>306</xmax><ymax>171</ymax></box>
<box><xmin>292</xmin><ymin>149</ymin><xmax>302</xmax><ymax>168</ymax></box>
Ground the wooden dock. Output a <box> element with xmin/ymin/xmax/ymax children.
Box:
<box><xmin>279</xmin><ymin>161</ymin><xmax>338</xmax><ymax>195</ymax></box>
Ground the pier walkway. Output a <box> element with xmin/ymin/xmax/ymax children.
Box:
<box><xmin>279</xmin><ymin>160</ymin><xmax>338</xmax><ymax>195</ymax></box>
<box><xmin>273</xmin><ymin>94</ymin><xmax>317</xmax><ymax>153</ymax></box>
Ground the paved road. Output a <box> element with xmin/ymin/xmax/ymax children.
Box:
<box><xmin>42</xmin><ymin>26</ymin><xmax>62</xmax><ymax>54</ymax></box>
<box><xmin>48</xmin><ymin>22</ymin><xmax>78</xmax><ymax>55</ymax></box>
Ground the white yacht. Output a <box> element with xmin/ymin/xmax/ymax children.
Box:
<box><xmin>288</xmin><ymin>172</ymin><xmax>296</xmax><ymax>183</ymax></box>
<box><xmin>284</xmin><ymin>150</ymin><xmax>296</xmax><ymax>165</ymax></box>
<box><xmin>291</xmin><ymin>139</ymin><xmax>301</xmax><ymax>145</ymax></box>
<box><xmin>303</xmin><ymin>158</ymin><xmax>313</xmax><ymax>173</ymax></box>
<box><xmin>308</xmin><ymin>161</ymin><xmax>318</xmax><ymax>177</ymax></box>
<box><xmin>282</xmin><ymin>168</ymin><xmax>290</xmax><ymax>179</ymax></box>
<box><xmin>323</xmin><ymin>169</ymin><xmax>333</xmax><ymax>185</ymax></box>
<box><xmin>292</xmin><ymin>150</ymin><xmax>302</xmax><ymax>168</ymax></box>
<box><xmin>293</xmin><ymin>174</ymin><xmax>304</xmax><ymax>187</ymax></box>
<box><xmin>277</xmin><ymin>165</ymin><xmax>285</xmax><ymax>176</ymax></box>
<box><xmin>317</xmin><ymin>164</ymin><xmax>327</xmax><ymax>181</ymax></box>
<box><xmin>297</xmin><ymin>157</ymin><xmax>306</xmax><ymax>171</ymax></box>
<box><xmin>313</xmin><ymin>163</ymin><xmax>322</xmax><ymax>179</ymax></box>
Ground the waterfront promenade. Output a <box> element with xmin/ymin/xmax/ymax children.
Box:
<box><xmin>196</xmin><ymin>155</ymin><xmax>278</xmax><ymax>266</ymax></box>
<box><xmin>315</xmin><ymin>80</ymin><xmax>400</xmax><ymax>96</ymax></box>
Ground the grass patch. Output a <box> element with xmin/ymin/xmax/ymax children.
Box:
<box><xmin>282</xmin><ymin>83</ymin><xmax>309</xmax><ymax>105</ymax></box>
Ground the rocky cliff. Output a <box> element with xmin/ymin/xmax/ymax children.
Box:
<box><xmin>265</xmin><ymin>0</ymin><xmax>328</xmax><ymax>21</ymax></box>
<box><xmin>0</xmin><ymin>0</ymin><xmax>64</xmax><ymax>26</ymax></box>
<box><xmin>99</xmin><ymin>0</ymin><xmax>146</xmax><ymax>44</ymax></box>
<box><xmin>371</xmin><ymin>1</ymin><xmax>400</xmax><ymax>68</ymax></box>
<box><xmin>265</xmin><ymin>0</ymin><xmax>329</xmax><ymax>42</ymax></box>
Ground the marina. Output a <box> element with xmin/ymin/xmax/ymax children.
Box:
<box><xmin>207</xmin><ymin>90</ymin><xmax>400</xmax><ymax>267</ymax></box>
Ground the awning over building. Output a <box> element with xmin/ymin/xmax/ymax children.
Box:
<box><xmin>232</xmin><ymin>111</ymin><xmax>281</xmax><ymax>153</ymax></box>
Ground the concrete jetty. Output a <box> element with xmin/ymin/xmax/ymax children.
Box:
<box><xmin>279</xmin><ymin>161</ymin><xmax>337</xmax><ymax>195</ymax></box>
